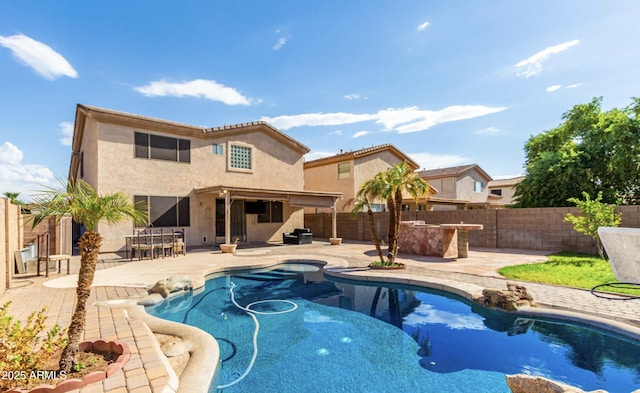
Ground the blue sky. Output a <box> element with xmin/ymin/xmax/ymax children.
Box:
<box><xmin>1</xmin><ymin>1</ymin><xmax>640</xmax><ymax>200</ymax></box>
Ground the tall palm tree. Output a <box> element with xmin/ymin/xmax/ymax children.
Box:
<box><xmin>384</xmin><ymin>162</ymin><xmax>428</xmax><ymax>264</ymax></box>
<box><xmin>353</xmin><ymin>162</ymin><xmax>428</xmax><ymax>265</ymax></box>
<box><xmin>30</xmin><ymin>180</ymin><xmax>147</xmax><ymax>372</ymax></box>
<box><xmin>351</xmin><ymin>179</ymin><xmax>386</xmax><ymax>265</ymax></box>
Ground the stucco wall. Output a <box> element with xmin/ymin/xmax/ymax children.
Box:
<box><xmin>79</xmin><ymin>119</ymin><xmax>308</xmax><ymax>252</ymax></box>
<box><xmin>456</xmin><ymin>171</ymin><xmax>489</xmax><ymax>202</ymax></box>
<box><xmin>304</xmin><ymin>159</ymin><xmax>355</xmax><ymax>213</ymax></box>
<box><xmin>304</xmin><ymin>151</ymin><xmax>409</xmax><ymax>213</ymax></box>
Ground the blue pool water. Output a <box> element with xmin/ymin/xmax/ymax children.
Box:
<box><xmin>146</xmin><ymin>263</ymin><xmax>640</xmax><ymax>393</ymax></box>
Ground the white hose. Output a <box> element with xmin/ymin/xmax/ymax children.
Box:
<box><xmin>216</xmin><ymin>282</ymin><xmax>298</xmax><ymax>390</ymax></box>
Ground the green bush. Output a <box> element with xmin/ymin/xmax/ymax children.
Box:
<box><xmin>0</xmin><ymin>301</ymin><xmax>68</xmax><ymax>390</ymax></box>
<box><xmin>565</xmin><ymin>191</ymin><xmax>622</xmax><ymax>259</ymax></box>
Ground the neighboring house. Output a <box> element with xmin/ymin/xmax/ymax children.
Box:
<box><xmin>68</xmin><ymin>104</ymin><xmax>341</xmax><ymax>253</ymax></box>
<box><xmin>418</xmin><ymin>164</ymin><xmax>494</xmax><ymax>210</ymax></box>
<box><xmin>487</xmin><ymin>176</ymin><xmax>525</xmax><ymax>206</ymax></box>
<box><xmin>303</xmin><ymin>144</ymin><xmax>435</xmax><ymax>213</ymax></box>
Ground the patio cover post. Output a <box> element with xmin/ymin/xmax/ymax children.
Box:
<box><xmin>224</xmin><ymin>190</ymin><xmax>231</xmax><ymax>245</ymax></box>
<box><xmin>332</xmin><ymin>197</ymin><xmax>338</xmax><ymax>239</ymax></box>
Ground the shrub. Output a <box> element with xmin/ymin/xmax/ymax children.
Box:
<box><xmin>565</xmin><ymin>191</ymin><xmax>622</xmax><ymax>258</ymax></box>
<box><xmin>0</xmin><ymin>301</ymin><xmax>68</xmax><ymax>390</ymax></box>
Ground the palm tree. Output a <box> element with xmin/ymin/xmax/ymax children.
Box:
<box><xmin>30</xmin><ymin>180</ymin><xmax>147</xmax><ymax>372</ymax></box>
<box><xmin>384</xmin><ymin>162</ymin><xmax>428</xmax><ymax>264</ymax></box>
<box><xmin>353</xmin><ymin>162</ymin><xmax>428</xmax><ymax>265</ymax></box>
<box><xmin>351</xmin><ymin>179</ymin><xmax>386</xmax><ymax>265</ymax></box>
<box><xmin>3</xmin><ymin>191</ymin><xmax>24</xmax><ymax>205</ymax></box>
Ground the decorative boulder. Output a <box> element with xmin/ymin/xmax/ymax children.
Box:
<box><xmin>505</xmin><ymin>374</ymin><xmax>608</xmax><ymax>393</ymax></box>
<box><xmin>166</xmin><ymin>276</ymin><xmax>192</xmax><ymax>292</ymax></box>
<box><xmin>474</xmin><ymin>282</ymin><xmax>535</xmax><ymax>311</ymax></box>
<box><xmin>149</xmin><ymin>276</ymin><xmax>192</xmax><ymax>298</ymax></box>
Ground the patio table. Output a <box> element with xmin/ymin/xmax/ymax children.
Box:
<box><xmin>440</xmin><ymin>223</ymin><xmax>483</xmax><ymax>258</ymax></box>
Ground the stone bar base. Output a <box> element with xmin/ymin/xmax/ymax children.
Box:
<box><xmin>398</xmin><ymin>221</ymin><xmax>458</xmax><ymax>258</ymax></box>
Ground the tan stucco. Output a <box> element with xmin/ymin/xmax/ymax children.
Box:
<box><xmin>71</xmin><ymin>106</ymin><xmax>326</xmax><ymax>252</ymax></box>
<box><xmin>304</xmin><ymin>148</ymin><xmax>419</xmax><ymax>213</ymax></box>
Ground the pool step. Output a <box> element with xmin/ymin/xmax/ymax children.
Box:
<box><xmin>234</xmin><ymin>269</ymin><xmax>300</xmax><ymax>282</ymax></box>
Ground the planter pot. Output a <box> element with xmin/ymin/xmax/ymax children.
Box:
<box><xmin>329</xmin><ymin>237</ymin><xmax>342</xmax><ymax>245</ymax></box>
<box><xmin>7</xmin><ymin>340</ymin><xmax>130</xmax><ymax>393</ymax></box>
<box><xmin>368</xmin><ymin>262</ymin><xmax>406</xmax><ymax>270</ymax></box>
<box><xmin>220</xmin><ymin>244</ymin><xmax>238</xmax><ymax>253</ymax></box>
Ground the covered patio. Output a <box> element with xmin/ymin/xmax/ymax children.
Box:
<box><xmin>194</xmin><ymin>185</ymin><xmax>342</xmax><ymax>245</ymax></box>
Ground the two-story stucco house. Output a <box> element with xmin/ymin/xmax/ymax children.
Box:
<box><xmin>418</xmin><ymin>164</ymin><xmax>494</xmax><ymax>210</ymax></box>
<box><xmin>68</xmin><ymin>104</ymin><xmax>341</xmax><ymax>253</ymax></box>
<box><xmin>303</xmin><ymin>144</ymin><xmax>434</xmax><ymax>213</ymax></box>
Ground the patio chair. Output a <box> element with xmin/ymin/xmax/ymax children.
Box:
<box><xmin>282</xmin><ymin>228</ymin><xmax>313</xmax><ymax>245</ymax></box>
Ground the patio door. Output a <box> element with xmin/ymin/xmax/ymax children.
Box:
<box><xmin>215</xmin><ymin>199</ymin><xmax>246</xmax><ymax>242</ymax></box>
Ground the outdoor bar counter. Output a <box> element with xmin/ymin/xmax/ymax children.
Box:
<box><xmin>398</xmin><ymin>221</ymin><xmax>483</xmax><ymax>258</ymax></box>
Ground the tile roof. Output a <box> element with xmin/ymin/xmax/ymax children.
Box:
<box><xmin>419</xmin><ymin>164</ymin><xmax>479</xmax><ymax>178</ymax></box>
<box><xmin>488</xmin><ymin>176</ymin><xmax>525</xmax><ymax>188</ymax></box>
<box><xmin>304</xmin><ymin>143</ymin><xmax>420</xmax><ymax>169</ymax></box>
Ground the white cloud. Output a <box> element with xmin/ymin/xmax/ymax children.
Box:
<box><xmin>344</xmin><ymin>94</ymin><xmax>361</xmax><ymax>100</ymax></box>
<box><xmin>272</xmin><ymin>35</ymin><xmax>291</xmax><ymax>50</ymax></box>
<box><xmin>0</xmin><ymin>142</ymin><xmax>23</xmax><ymax>164</ymax></box>
<box><xmin>134</xmin><ymin>79</ymin><xmax>251</xmax><ymax>106</ymax></box>
<box><xmin>328</xmin><ymin>130</ymin><xmax>342</xmax><ymax>136</ymax></box>
<box><xmin>0</xmin><ymin>34</ymin><xmax>77</xmax><ymax>80</ymax></box>
<box><xmin>546</xmin><ymin>85</ymin><xmax>562</xmax><ymax>92</ymax></box>
<box><xmin>0</xmin><ymin>142</ymin><xmax>55</xmax><ymax>200</ymax></box>
<box><xmin>263</xmin><ymin>104</ymin><xmax>505</xmax><ymax>134</ymax></box>
<box><xmin>476</xmin><ymin>126</ymin><xmax>500</xmax><ymax>135</ymax></box>
<box><xmin>418</xmin><ymin>21</ymin><xmax>430</xmax><ymax>31</ymax></box>
<box><xmin>58</xmin><ymin>121</ymin><xmax>74</xmax><ymax>146</ymax></box>
<box><xmin>567</xmin><ymin>83</ymin><xmax>583</xmax><ymax>89</ymax></box>
<box><xmin>408</xmin><ymin>151</ymin><xmax>470</xmax><ymax>170</ymax></box>
<box><xmin>262</xmin><ymin>112</ymin><xmax>377</xmax><ymax>130</ymax></box>
<box><xmin>515</xmin><ymin>39</ymin><xmax>580</xmax><ymax>78</ymax></box>
<box><xmin>352</xmin><ymin>130</ymin><xmax>368</xmax><ymax>138</ymax></box>
<box><xmin>381</xmin><ymin>105</ymin><xmax>507</xmax><ymax>134</ymax></box>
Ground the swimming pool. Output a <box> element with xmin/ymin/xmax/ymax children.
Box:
<box><xmin>146</xmin><ymin>263</ymin><xmax>640</xmax><ymax>393</ymax></box>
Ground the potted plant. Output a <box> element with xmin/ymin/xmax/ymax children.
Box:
<box><xmin>220</xmin><ymin>237</ymin><xmax>239</xmax><ymax>253</ymax></box>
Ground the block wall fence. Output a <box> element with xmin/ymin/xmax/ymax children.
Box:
<box><xmin>305</xmin><ymin>205</ymin><xmax>640</xmax><ymax>255</ymax></box>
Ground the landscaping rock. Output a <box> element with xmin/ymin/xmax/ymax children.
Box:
<box><xmin>474</xmin><ymin>282</ymin><xmax>535</xmax><ymax>310</ymax></box>
<box><xmin>505</xmin><ymin>374</ymin><xmax>608</xmax><ymax>393</ymax></box>
<box><xmin>149</xmin><ymin>276</ymin><xmax>192</xmax><ymax>298</ymax></box>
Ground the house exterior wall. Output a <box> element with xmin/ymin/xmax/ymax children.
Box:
<box><xmin>426</xmin><ymin>176</ymin><xmax>457</xmax><ymax>200</ymax></box>
<box><xmin>488</xmin><ymin>185</ymin><xmax>518</xmax><ymax>205</ymax></box>
<box><xmin>304</xmin><ymin>159</ymin><xmax>355</xmax><ymax>213</ymax></box>
<box><xmin>456</xmin><ymin>171</ymin><xmax>490</xmax><ymax>202</ymax></box>
<box><xmin>78</xmin><ymin>117</ymin><xmax>307</xmax><ymax>252</ymax></box>
<box><xmin>304</xmin><ymin>150</ymin><xmax>410</xmax><ymax>213</ymax></box>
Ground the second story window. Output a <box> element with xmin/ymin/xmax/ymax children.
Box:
<box><xmin>440</xmin><ymin>178</ymin><xmax>455</xmax><ymax>193</ymax></box>
<box><xmin>212</xmin><ymin>143</ymin><xmax>224</xmax><ymax>155</ymax></box>
<box><xmin>474</xmin><ymin>181</ymin><xmax>484</xmax><ymax>193</ymax></box>
<box><xmin>135</xmin><ymin>132</ymin><xmax>190</xmax><ymax>163</ymax></box>
<box><xmin>338</xmin><ymin>162</ymin><xmax>350</xmax><ymax>179</ymax></box>
<box><xmin>490</xmin><ymin>189</ymin><xmax>502</xmax><ymax>196</ymax></box>
<box><xmin>230</xmin><ymin>144</ymin><xmax>252</xmax><ymax>170</ymax></box>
